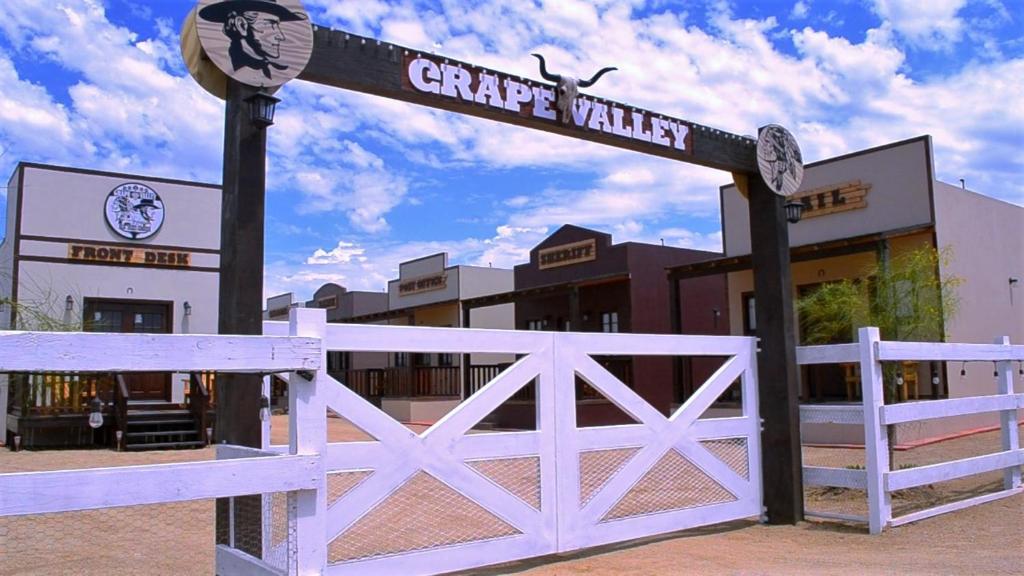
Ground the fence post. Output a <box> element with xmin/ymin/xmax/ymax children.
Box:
<box><xmin>289</xmin><ymin>308</ymin><xmax>327</xmax><ymax>574</ymax></box>
<box><xmin>859</xmin><ymin>327</ymin><xmax>890</xmax><ymax>534</ymax></box>
<box><xmin>995</xmin><ymin>336</ymin><xmax>1021</xmax><ymax>490</ymax></box>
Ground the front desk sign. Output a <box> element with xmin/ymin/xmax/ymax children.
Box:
<box><xmin>68</xmin><ymin>244</ymin><xmax>191</xmax><ymax>267</ymax></box>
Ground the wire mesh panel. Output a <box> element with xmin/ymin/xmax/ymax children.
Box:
<box><xmin>263</xmin><ymin>492</ymin><xmax>291</xmax><ymax>572</ymax></box>
<box><xmin>601</xmin><ymin>448</ymin><xmax>736</xmax><ymax>522</ymax></box>
<box><xmin>578</xmin><ymin>447</ymin><xmax>641</xmax><ymax>507</ymax></box>
<box><xmin>467</xmin><ymin>456</ymin><xmax>542</xmax><ymax>510</ymax></box>
<box><xmin>327</xmin><ymin>471</ymin><xmax>521</xmax><ymax>564</ymax></box>
<box><xmin>701</xmin><ymin>438</ymin><xmax>749</xmax><ymax>480</ymax></box>
<box><xmin>0</xmin><ymin>500</ymin><xmax>216</xmax><ymax>576</ymax></box>
<box><xmin>328</xmin><ymin>470</ymin><xmax>374</xmax><ymax>506</ymax></box>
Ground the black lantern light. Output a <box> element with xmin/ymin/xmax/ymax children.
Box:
<box><xmin>65</xmin><ymin>295</ymin><xmax>74</xmax><ymax>312</ymax></box>
<box><xmin>183</xmin><ymin>301</ymin><xmax>192</xmax><ymax>317</ymax></box>
<box><xmin>784</xmin><ymin>200</ymin><xmax>804</xmax><ymax>224</ymax></box>
<box><xmin>245</xmin><ymin>89</ymin><xmax>281</xmax><ymax>129</ymax></box>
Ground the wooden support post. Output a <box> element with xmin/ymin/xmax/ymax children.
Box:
<box><xmin>995</xmin><ymin>336</ymin><xmax>1021</xmax><ymax>491</ymax></box>
<box><xmin>215</xmin><ymin>79</ymin><xmax>268</xmax><ymax>557</ymax></box>
<box><xmin>461</xmin><ymin>305</ymin><xmax>471</xmax><ymax>400</ymax></box>
<box><xmin>747</xmin><ymin>175</ymin><xmax>803</xmax><ymax>524</ymax></box>
<box><xmin>667</xmin><ymin>274</ymin><xmax>687</xmax><ymax>403</ymax></box>
<box><xmin>568</xmin><ymin>286</ymin><xmax>581</xmax><ymax>330</ymax></box>
<box><xmin>860</xmin><ymin>327</ymin><xmax>891</xmax><ymax>534</ymax></box>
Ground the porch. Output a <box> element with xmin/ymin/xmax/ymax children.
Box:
<box><xmin>5</xmin><ymin>371</ymin><xmax>216</xmax><ymax>451</ymax></box>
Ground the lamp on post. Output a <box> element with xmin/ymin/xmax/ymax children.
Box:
<box><xmin>784</xmin><ymin>200</ymin><xmax>804</xmax><ymax>224</ymax></box>
<box><xmin>87</xmin><ymin>396</ymin><xmax>104</xmax><ymax>429</ymax></box>
<box><xmin>245</xmin><ymin>89</ymin><xmax>280</xmax><ymax>129</ymax></box>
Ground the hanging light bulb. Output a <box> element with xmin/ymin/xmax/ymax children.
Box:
<box><xmin>960</xmin><ymin>362</ymin><xmax>967</xmax><ymax>377</ymax></box>
<box><xmin>259</xmin><ymin>395</ymin><xmax>271</xmax><ymax>422</ymax></box>
<box><xmin>88</xmin><ymin>397</ymin><xmax>104</xmax><ymax>429</ymax></box>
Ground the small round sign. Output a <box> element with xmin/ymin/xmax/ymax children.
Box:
<box><xmin>194</xmin><ymin>0</ymin><xmax>313</xmax><ymax>90</ymax></box>
<box><xmin>756</xmin><ymin>124</ymin><xmax>804</xmax><ymax>197</ymax></box>
<box><xmin>105</xmin><ymin>183</ymin><xmax>165</xmax><ymax>240</ymax></box>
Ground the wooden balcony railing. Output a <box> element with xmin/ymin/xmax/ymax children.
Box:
<box><xmin>8</xmin><ymin>372</ymin><xmax>113</xmax><ymax>416</ymax></box>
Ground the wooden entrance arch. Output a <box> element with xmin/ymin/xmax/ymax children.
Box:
<box><xmin>214</xmin><ymin>25</ymin><xmax>803</xmax><ymax>527</ymax></box>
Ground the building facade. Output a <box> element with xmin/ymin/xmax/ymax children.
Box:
<box><xmin>2</xmin><ymin>163</ymin><xmax>221</xmax><ymax>448</ymax></box>
<box><xmin>464</xmin><ymin>225</ymin><xmax>730</xmax><ymax>428</ymax></box>
<box><xmin>318</xmin><ymin>253</ymin><xmax>515</xmax><ymax>423</ymax></box>
<box><xmin>669</xmin><ymin>136</ymin><xmax>1024</xmax><ymax>443</ymax></box>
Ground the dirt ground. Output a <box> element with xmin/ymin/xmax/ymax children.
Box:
<box><xmin>1</xmin><ymin>417</ymin><xmax>1020</xmax><ymax>575</ymax></box>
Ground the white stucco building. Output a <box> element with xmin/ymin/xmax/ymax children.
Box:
<box><xmin>2</xmin><ymin>162</ymin><xmax>221</xmax><ymax>447</ymax></box>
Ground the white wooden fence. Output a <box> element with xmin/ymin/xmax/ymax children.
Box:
<box><xmin>0</xmin><ymin>308</ymin><xmax>762</xmax><ymax>575</ymax></box>
<box><xmin>797</xmin><ymin>327</ymin><xmax>1024</xmax><ymax>534</ymax></box>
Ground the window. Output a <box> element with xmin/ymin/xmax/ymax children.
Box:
<box><xmin>438</xmin><ymin>353</ymin><xmax>454</xmax><ymax>366</ymax></box>
<box><xmin>601</xmin><ymin>312</ymin><xmax>619</xmax><ymax>333</ymax></box>
<box><xmin>526</xmin><ymin>319</ymin><xmax>545</xmax><ymax>331</ymax></box>
<box><xmin>394</xmin><ymin>352</ymin><xmax>408</xmax><ymax>367</ymax></box>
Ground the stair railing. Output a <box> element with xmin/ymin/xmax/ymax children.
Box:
<box><xmin>113</xmin><ymin>374</ymin><xmax>130</xmax><ymax>450</ymax></box>
<box><xmin>188</xmin><ymin>372</ymin><xmax>211</xmax><ymax>445</ymax></box>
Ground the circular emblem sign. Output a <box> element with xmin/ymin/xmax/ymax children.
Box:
<box><xmin>105</xmin><ymin>183</ymin><xmax>165</xmax><ymax>240</ymax></box>
<box><xmin>195</xmin><ymin>0</ymin><xmax>313</xmax><ymax>89</ymax></box>
<box><xmin>756</xmin><ymin>124</ymin><xmax>804</xmax><ymax>197</ymax></box>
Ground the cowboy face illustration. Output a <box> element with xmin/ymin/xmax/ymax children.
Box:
<box><xmin>198</xmin><ymin>0</ymin><xmax>308</xmax><ymax>80</ymax></box>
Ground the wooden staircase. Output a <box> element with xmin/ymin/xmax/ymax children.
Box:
<box><xmin>122</xmin><ymin>400</ymin><xmax>205</xmax><ymax>451</ymax></box>
<box><xmin>113</xmin><ymin>374</ymin><xmax>212</xmax><ymax>451</ymax></box>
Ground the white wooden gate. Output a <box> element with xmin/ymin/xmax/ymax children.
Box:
<box><xmin>267</xmin><ymin>314</ymin><xmax>762</xmax><ymax>575</ymax></box>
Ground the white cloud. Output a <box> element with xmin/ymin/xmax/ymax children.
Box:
<box><xmin>1</xmin><ymin>0</ymin><xmax>1020</xmax><ymax>301</ymax></box>
<box><xmin>791</xmin><ymin>1</ymin><xmax>809</xmax><ymax>20</ymax></box>
<box><xmin>0</xmin><ymin>0</ymin><xmax>223</xmax><ymax>183</ymax></box>
<box><xmin>307</xmin><ymin>241</ymin><xmax>366</xmax><ymax>264</ymax></box>
<box><xmin>871</xmin><ymin>0</ymin><xmax>967</xmax><ymax>49</ymax></box>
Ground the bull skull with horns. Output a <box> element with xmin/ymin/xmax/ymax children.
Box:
<box><xmin>532</xmin><ymin>54</ymin><xmax>617</xmax><ymax>124</ymax></box>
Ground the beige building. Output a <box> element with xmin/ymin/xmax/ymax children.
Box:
<box><xmin>339</xmin><ymin>252</ymin><xmax>515</xmax><ymax>423</ymax></box>
<box><xmin>2</xmin><ymin>163</ymin><xmax>221</xmax><ymax>448</ymax></box>
<box><xmin>670</xmin><ymin>136</ymin><xmax>1024</xmax><ymax>443</ymax></box>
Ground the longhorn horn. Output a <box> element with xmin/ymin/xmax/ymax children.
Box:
<box><xmin>578</xmin><ymin>66</ymin><xmax>618</xmax><ymax>88</ymax></box>
<box><xmin>531</xmin><ymin>53</ymin><xmax>561</xmax><ymax>83</ymax></box>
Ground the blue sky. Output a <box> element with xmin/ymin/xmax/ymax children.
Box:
<box><xmin>0</xmin><ymin>0</ymin><xmax>1021</xmax><ymax>300</ymax></box>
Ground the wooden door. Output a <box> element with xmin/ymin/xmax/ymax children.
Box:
<box><xmin>84</xmin><ymin>299</ymin><xmax>172</xmax><ymax>400</ymax></box>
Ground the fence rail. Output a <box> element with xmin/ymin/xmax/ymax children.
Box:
<box><xmin>1</xmin><ymin>309</ymin><xmax>764</xmax><ymax>575</ymax></box>
<box><xmin>797</xmin><ymin>328</ymin><xmax>1024</xmax><ymax>534</ymax></box>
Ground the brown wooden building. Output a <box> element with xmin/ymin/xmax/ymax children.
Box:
<box><xmin>463</xmin><ymin>225</ymin><xmax>729</xmax><ymax>428</ymax></box>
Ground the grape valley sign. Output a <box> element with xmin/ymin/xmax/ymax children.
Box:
<box><xmin>404</xmin><ymin>57</ymin><xmax>692</xmax><ymax>154</ymax></box>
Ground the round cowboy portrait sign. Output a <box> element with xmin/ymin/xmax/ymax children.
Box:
<box><xmin>105</xmin><ymin>183</ymin><xmax>165</xmax><ymax>240</ymax></box>
<box><xmin>756</xmin><ymin>124</ymin><xmax>804</xmax><ymax>197</ymax></box>
<box><xmin>195</xmin><ymin>0</ymin><xmax>313</xmax><ymax>89</ymax></box>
